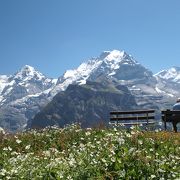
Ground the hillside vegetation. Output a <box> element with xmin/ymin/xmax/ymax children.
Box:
<box><xmin>0</xmin><ymin>124</ymin><xmax>179</xmax><ymax>179</ymax></box>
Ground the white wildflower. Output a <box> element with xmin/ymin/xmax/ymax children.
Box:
<box><xmin>0</xmin><ymin>168</ymin><xmax>7</xmax><ymax>176</ymax></box>
<box><xmin>129</xmin><ymin>147</ymin><xmax>135</xmax><ymax>153</ymax></box>
<box><xmin>85</xmin><ymin>131</ymin><xmax>91</xmax><ymax>136</ymax></box>
<box><xmin>158</xmin><ymin>168</ymin><xmax>165</xmax><ymax>173</ymax></box>
<box><xmin>118</xmin><ymin>138</ymin><xmax>125</xmax><ymax>145</ymax></box>
<box><xmin>102</xmin><ymin>158</ymin><xmax>106</xmax><ymax>163</ymax></box>
<box><xmin>138</xmin><ymin>140</ymin><xmax>143</xmax><ymax>145</ymax></box>
<box><xmin>11</xmin><ymin>151</ymin><xmax>19</xmax><ymax>156</ymax></box>
<box><xmin>3</xmin><ymin>146</ymin><xmax>12</xmax><ymax>151</ymax></box>
<box><xmin>16</xmin><ymin>139</ymin><xmax>22</xmax><ymax>144</ymax></box>
<box><xmin>79</xmin><ymin>143</ymin><xmax>84</xmax><ymax>149</ymax></box>
<box><xmin>43</xmin><ymin>150</ymin><xmax>51</xmax><ymax>157</ymax></box>
<box><xmin>126</xmin><ymin>133</ymin><xmax>132</xmax><ymax>138</ymax></box>
<box><xmin>111</xmin><ymin>157</ymin><xmax>116</xmax><ymax>162</ymax></box>
<box><xmin>10</xmin><ymin>169</ymin><xmax>18</xmax><ymax>174</ymax></box>
<box><xmin>3</xmin><ymin>147</ymin><xmax>8</xmax><ymax>151</ymax></box>
<box><xmin>67</xmin><ymin>175</ymin><xmax>73</xmax><ymax>180</ymax></box>
<box><xmin>8</xmin><ymin>146</ymin><xmax>12</xmax><ymax>151</ymax></box>
<box><xmin>69</xmin><ymin>157</ymin><xmax>76</xmax><ymax>167</ymax></box>
<box><xmin>25</xmin><ymin>145</ymin><xmax>31</xmax><ymax>150</ymax></box>
<box><xmin>151</xmin><ymin>175</ymin><xmax>156</xmax><ymax>178</ymax></box>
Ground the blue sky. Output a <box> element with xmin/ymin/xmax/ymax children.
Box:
<box><xmin>0</xmin><ymin>0</ymin><xmax>180</xmax><ymax>78</ymax></box>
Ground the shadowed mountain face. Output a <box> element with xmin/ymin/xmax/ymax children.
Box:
<box><xmin>29</xmin><ymin>80</ymin><xmax>138</xmax><ymax>128</ymax></box>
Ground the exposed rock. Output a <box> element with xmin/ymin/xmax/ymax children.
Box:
<box><xmin>29</xmin><ymin>80</ymin><xmax>137</xmax><ymax>128</ymax></box>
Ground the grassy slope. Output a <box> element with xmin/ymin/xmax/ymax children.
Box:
<box><xmin>0</xmin><ymin>124</ymin><xmax>180</xmax><ymax>179</ymax></box>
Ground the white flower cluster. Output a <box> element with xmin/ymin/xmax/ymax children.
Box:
<box><xmin>0</xmin><ymin>124</ymin><xmax>179</xmax><ymax>179</ymax></box>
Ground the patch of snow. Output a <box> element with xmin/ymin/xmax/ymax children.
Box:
<box><xmin>129</xmin><ymin>88</ymin><xmax>141</xmax><ymax>91</ymax></box>
<box><xmin>0</xmin><ymin>96</ymin><xmax>3</xmax><ymax>102</ymax></box>
<box><xmin>52</xmin><ymin>79</ymin><xmax>58</xmax><ymax>84</ymax></box>
<box><xmin>105</xmin><ymin>50</ymin><xmax>125</xmax><ymax>62</ymax></box>
<box><xmin>155</xmin><ymin>86</ymin><xmax>174</xmax><ymax>97</ymax></box>
<box><xmin>4</xmin><ymin>87</ymin><xmax>13</xmax><ymax>95</ymax></box>
<box><xmin>174</xmin><ymin>74</ymin><xmax>180</xmax><ymax>82</ymax></box>
<box><xmin>167</xmin><ymin>93</ymin><xmax>174</xmax><ymax>97</ymax></box>
<box><xmin>57</xmin><ymin>59</ymin><xmax>102</xmax><ymax>90</ymax></box>
<box><xmin>78</xmin><ymin>79</ymin><xmax>86</xmax><ymax>85</ymax></box>
<box><xmin>155</xmin><ymin>87</ymin><xmax>163</xmax><ymax>93</ymax></box>
<box><xmin>108</xmin><ymin>72</ymin><xmax>116</xmax><ymax>76</ymax></box>
<box><xmin>0</xmin><ymin>75</ymin><xmax>9</xmax><ymax>94</ymax></box>
<box><xmin>155</xmin><ymin>67</ymin><xmax>180</xmax><ymax>82</ymax></box>
<box><xmin>43</xmin><ymin>88</ymin><xmax>53</xmax><ymax>95</ymax></box>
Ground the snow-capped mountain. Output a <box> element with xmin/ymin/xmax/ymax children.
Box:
<box><xmin>155</xmin><ymin>67</ymin><xmax>180</xmax><ymax>83</ymax></box>
<box><xmin>154</xmin><ymin>67</ymin><xmax>180</xmax><ymax>98</ymax></box>
<box><xmin>0</xmin><ymin>65</ymin><xmax>57</xmax><ymax>106</ymax></box>
<box><xmin>50</xmin><ymin>50</ymin><xmax>179</xmax><ymax>110</ymax></box>
<box><xmin>0</xmin><ymin>50</ymin><xmax>180</xmax><ymax>131</ymax></box>
<box><xmin>30</xmin><ymin>49</ymin><xmax>180</xmax><ymax>129</ymax></box>
<box><xmin>0</xmin><ymin>65</ymin><xmax>57</xmax><ymax>131</ymax></box>
<box><xmin>50</xmin><ymin>50</ymin><xmax>153</xmax><ymax>96</ymax></box>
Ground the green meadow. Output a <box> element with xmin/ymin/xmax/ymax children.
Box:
<box><xmin>0</xmin><ymin>124</ymin><xmax>179</xmax><ymax>179</ymax></box>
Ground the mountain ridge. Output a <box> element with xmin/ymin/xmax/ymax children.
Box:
<box><xmin>0</xmin><ymin>50</ymin><xmax>180</xmax><ymax>131</ymax></box>
<box><xmin>29</xmin><ymin>50</ymin><xmax>180</xmax><ymax>129</ymax></box>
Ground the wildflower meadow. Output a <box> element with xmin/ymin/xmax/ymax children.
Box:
<box><xmin>0</xmin><ymin>124</ymin><xmax>179</xmax><ymax>179</ymax></box>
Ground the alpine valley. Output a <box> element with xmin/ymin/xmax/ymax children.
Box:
<box><xmin>0</xmin><ymin>50</ymin><xmax>180</xmax><ymax>131</ymax></box>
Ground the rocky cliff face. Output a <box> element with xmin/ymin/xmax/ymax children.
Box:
<box><xmin>29</xmin><ymin>79</ymin><xmax>137</xmax><ymax>128</ymax></box>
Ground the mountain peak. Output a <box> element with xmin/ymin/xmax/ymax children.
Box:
<box><xmin>171</xmin><ymin>66</ymin><xmax>180</xmax><ymax>72</ymax></box>
<box><xmin>100</xmin><ymin>50</ymin><xmax>125</xmax><ymax>60</ymax></box>
<box><xmin>21</xmin><ymin>64</ymin><xmax>35</xmax><ymax>71</ymax></box>
<box><xmin>99</xmin><ymin>50</ymin><xmax>137</xmax><ymax>66</ymax></box>
<box><xmin>105</xmin><ymin>50</ymin><xmax>125</xmax><ymax>61</ymax></box>
<box><xmin>155</xmin><ymin>66</ymin><xmax>180</xmax><ymax>83</ymax></box>
<box><xmin>20</xmin><ymin>65</ymin><xmax>36</xmax><ymax>75</ymax></box>
<box><xmin>14</xmin><ymin>65</ymin><xmax>45</xmax><ymax>81</ymax></box>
